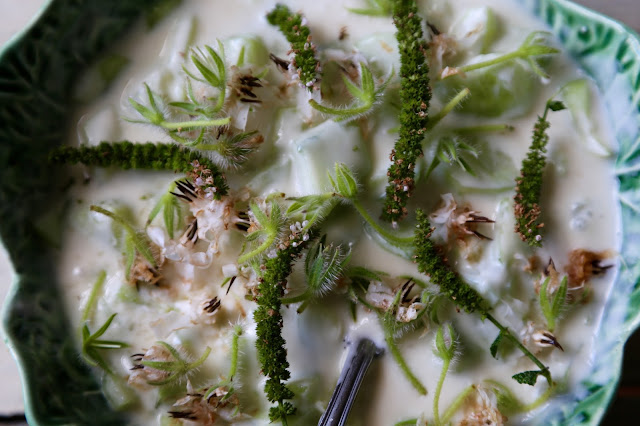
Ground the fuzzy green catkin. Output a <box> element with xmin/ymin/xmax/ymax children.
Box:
<box><xmin>414</xmin><ymin>209</ymin><xmax>489</xmax><ymax>314</ymax></box>
<box><xmin>49</xmin><ymin>141</ymin><xmax>228</xmax><ymax>196</ymax></box>
<box><xmin>266</xmin><ymin>4</ymin><xmax>320</xmax><ymax>91</ymax></box>
<box><xmin>513</xmin><ymin>115</ymin><xmax>550</xmax><ymax>247</ymax></box>
<box><xmin>253</xmin><ymin>241</ymin><xmax>305</xmax><ymax>422</ymax></box>
<box><xmin>382</xmin><ymin>0</ymin><xmax>431</xmax><ymax>224</ymax></box>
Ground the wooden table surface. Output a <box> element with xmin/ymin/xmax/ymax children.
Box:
<box><xmin>0</xmin><ymin>0</ymin><xmax>638</xmax><ymax>425</ymax></box>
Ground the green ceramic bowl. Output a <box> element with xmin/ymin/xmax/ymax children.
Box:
<box><xmin>1</xmin><ymin>0</ymin><xmax>639</xmax><ymax>424</ymax></box>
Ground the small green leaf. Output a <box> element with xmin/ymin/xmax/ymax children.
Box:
<box><xmin>147</xmin><ymin>182</ymin><xmax>185</xmax><ymax>240</ymax></box>
<box><xmin>512</xmin><ymin>370</ymin><xmax>543</xmax><ymax>386</ymax></box>
<box><xmin>547</xmin><ymin>100</ymin><xmax>566</xmax><ymax>111</ymax></box>
<box><xmin>82</xmin><ymin>270</ymin><xmax>107</xmax><ymax>323</ymax></box>
<box><xmin>434</xmin><ymin>323</ymin><xmax>457</xmax><ymax>362</ymax></box>
<box><xmin>330</xmin><ymin>163</ymin><xmax>359</xmax><ymax>199</ymax></box>
<box><xmin>490</xmin><ymin>331</ymin><xmax>503</xmax><ymax>359</ymax></box>
<box><xmin>304</xmin><ymin>238</ymin><xmax>351</xmax><ymax>297</ymax></box>
<box><xmin>539</xmin><ymin>275</ymin><xmax>567</xmax><ymax>332</ymax></box>
<box><xmin>552</xmin><ymin>277</ymin><xmax>568</xmax><ymax>318</ymax></box>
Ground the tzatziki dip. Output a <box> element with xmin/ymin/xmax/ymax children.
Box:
<box><xmin>52</xmin><ymin>0</ymin><xmax>620</xmax><ymax>424</ymax></box>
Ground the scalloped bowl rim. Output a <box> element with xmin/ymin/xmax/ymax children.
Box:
<box><xmin>1</xmin><ymin>0</ymin><xmax>639</xmax><ymax>424</ymax></box>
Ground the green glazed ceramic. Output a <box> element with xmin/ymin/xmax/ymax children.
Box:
<box><xmin>1</xmin><ymin>0</ymin><xmax>639</xmax><ymax>424</ymax></box>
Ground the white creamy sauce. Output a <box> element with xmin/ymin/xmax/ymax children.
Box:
<box><xmin>56</xmin><ymin>0</ymin><xmax>621</xmax><ymax>424</ymax></box>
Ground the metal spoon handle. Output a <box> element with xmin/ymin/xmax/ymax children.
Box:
<box><xmin>318</xmin><ymin>338</ymin><xmax>382</xmax><ymax>426</ymax></box>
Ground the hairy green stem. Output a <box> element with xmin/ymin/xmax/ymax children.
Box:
<box><xmin>237</xmin><ymin>233</ymin><xmax>277</xmax><ymax>264</ymax></box>
<box><xmin>229</xmin><ymin>326</ymin><xmax>242</xmax><ymax>379</ymax></box>
<box><xmin>426</xmin><ymin>88</ymin><xmax>470</xmax><ymax>132</ymax></box>
<box><xmin>385</xmin><ymin>334</ymin><xmax>427</xmax><ymax>395</ymax></box>
<box><xmin>457</xmin><ymin>51</ymin><xmax>524</xmax><ymax>74</ymax></box>
<box><xmin>433</xmin><ymin>357</ymin><xmax>451</xmax><ymax>426</ymax></box>
<box><xmin>280</xmin><ymin>292</ymin><xmax>309</xmax><ymax>305</ymax></box>
<box><xmin>160</xmin><ymin>117</ymin><xmax>230</xmax><ymax>130</ymax></box>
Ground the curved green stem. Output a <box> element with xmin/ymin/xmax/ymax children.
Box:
<box><xmin>433</xmin><ymin>357</ymin><xmax>451</xmax><ymax>426</ymax></box>
<box><xmin>453</xmin><ymin>124</ymin><xmax>515</xmax><ymax>134</ymax></box>
<box><xmin>281</xmin><ymin>292</ymin><xmax>309</xmax><ymax>305</ymax></box>
<box><xmin>441</xmin><ymin>385</ymin><xmax>474</xmax><ymax>424</ymax></box>
<box><xmin>238</xmin><ymin>233</ymin><xmax>276</xmax><ymax>264</ymax></box>
<box><xmin>385</xmin><ymin>334</ymin><xmax>427</xmax><ymax>395</ymax></box>
<box><xmin>426</xmin><ymin>88</ymin><xmax>470</xmax><ymax>132</ymax></box>
<box><xmin>353</xmin><ymin>200</ymin><xmax>413</xmax><ymax>246</ymax></box>
<box><xmin>522</xmin><ymin>385</ymin><xmax>554</xmax><ymax>411</ymax></box>
<box><xmin>296</xmin><ymin>300</ymin><xmax>311</xmax><ymax>313</ymax></box>
<box><xmin>309</xmin><ymin>99</ymin><xmax>373</xmax><ymax>121</ymax></box>
<box><xmin>214</xmin><ymin>87</ymin><xmax>226</xmax><ymax>113</ymax></box>
<box><xmin>455</xmin><ymin>51</ymin><xmax>522</xmax><ymax>74</ymax></box>
<box><xmin>229</xmin><ymin>326</ymin><xmax>242</xmax><ymax>379</ymax></box>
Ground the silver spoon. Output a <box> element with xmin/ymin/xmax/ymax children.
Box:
<box><xmin>318</xmin><ymin>338</ymin><xmax>383</xmax><ymax>426</ymax></box>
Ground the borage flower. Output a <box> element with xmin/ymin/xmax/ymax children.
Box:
<box><xmin>430</xmin><ymin>193</ymin><xmax>494</xmax><ymax>244</ymax></box>
<box><xmin>459</xmin><ymin>386</ymin><xmax>508</xmax><ymax>426</ymax></box>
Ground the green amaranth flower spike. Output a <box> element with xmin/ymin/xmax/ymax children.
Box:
<box><xmin>49</xmin><ymin>141</ymin><xmax>228</xmax><ymax>197</ymax></box>
<box><xmin>253</xmin><ymin>238</ymin><xmax>308</xmax><ymax>424</ymax></box>
<box><xmin>382</xmin><ymin>0</ymin><xmax>431</xmax><ymax>224</ymax></box>
<box><xmin>414</xmin><ymin>210</ymin><xmax>553</xmax><ymax>386</ymax></box>
<box><xmin>267</xmin><ymin>4</ymin><xmax>320</xmax><ymax>91</ymax></box>
<box><xmin>414</xmin><ymin>209</ymin><xmax>489</xmax><ymax>314</ymax></box>
<box><xmin>514</xmin><ymin>100</ymin><xmax>566</xmax><ymax>247</ymax></box>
